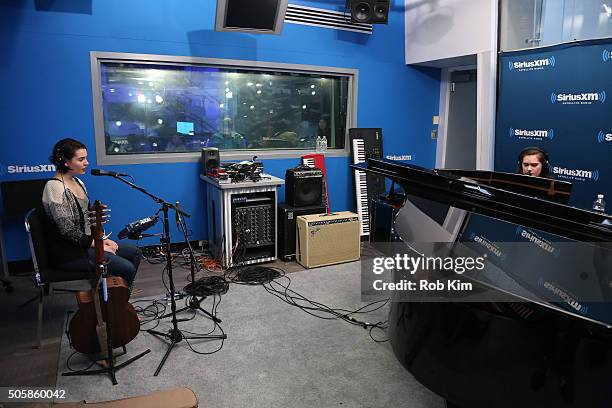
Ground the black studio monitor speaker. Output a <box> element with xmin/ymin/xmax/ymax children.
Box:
<box><xmin>349</xmin><ymin>0</ymin><xmax>389</xmax><ymax>24</ymax></box>
<box><xmin>285</xmin><ymin>166</ymin><xmax>324</xmax><ymax>208</ymax></box>
<box><xmin>201</xmin><ymin>147</ymin><xmax>220</xmax><ymax>175</ymax></box>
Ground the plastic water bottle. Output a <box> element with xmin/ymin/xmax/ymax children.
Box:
<box><xmin>321</xmin><ymin>136</ymin><xmax>328</xmax><ymax>153</ymax></box>
<box><xmin>592</xmin><ymin>194</ymin><xmax>606</xmax><ymax>213</ymax></box>
<box><xmin>315</xmin><ymin>136</ymin><xmax>322</xmax><ymax>152</ymax></box>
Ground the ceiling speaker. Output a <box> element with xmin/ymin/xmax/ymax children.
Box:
<box><xmin>349</xmin><ymin>0</ymin><xmax>389</xmax><ymax>24</ymax></box>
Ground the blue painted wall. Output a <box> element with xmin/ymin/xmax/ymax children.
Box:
<box><xmin>0</xmin><ymin>0</ymin><xmax>440</xmax><ymax>262</ymax></box>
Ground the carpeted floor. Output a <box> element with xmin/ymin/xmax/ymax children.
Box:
<box><xmin>55</xmin><ymin>262</ymin><xmax>445</xmax><ymax>408</ymax></box>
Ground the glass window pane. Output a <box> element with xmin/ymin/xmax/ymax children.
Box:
<box><xmin>500</xmin><ymin>0</ymin><xmax>612</xmax><ymax>52</ymax></box>
<box><xmin>100</xmin><ymin>62</ymin><xmax>349</xmax><ymax>155</ymax></box>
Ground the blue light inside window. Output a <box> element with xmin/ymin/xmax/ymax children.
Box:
<box><xmin>177</xmin><ymin>121</ymin><xmax>194</xmax><ymax>135</ymax></box>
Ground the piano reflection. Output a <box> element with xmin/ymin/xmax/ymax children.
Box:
<box><xmin>353</xmin><ymin>158</ymin><xmax>612</xmax><ymax>408</ymax></box>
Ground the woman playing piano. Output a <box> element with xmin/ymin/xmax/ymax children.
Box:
<box><xmin>42</xmin><ymin>138</ymin><xmax>141</xmax><ymax>290</ymax></box>
<box><xmin>517</xmin><ymin>146</ymin><xmax>551</xmax><ymax>178</ymax></box>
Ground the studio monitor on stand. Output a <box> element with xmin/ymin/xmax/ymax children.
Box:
<box><xmin>201</xmin><ymin>147</ymin><xmax>220</xmax><ymax>175</ymax></box>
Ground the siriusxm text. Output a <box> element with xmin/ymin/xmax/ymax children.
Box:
<box><xmin>513</xmin><ymin>129</ymin><xmax>550</xmax><ymax>138</ymax></box>
<box><xmin>553</xmin><ymin>166</ymin><xmax>595</xmax><ymax>179</ymax></box>
<box><xmin>513</xmin><ymin>59</ymin><xmax>550</xmax><ymax>69</ymax></box>
<box><xmin>543</xmin><ymin>281</ymin><xmax>584</xmax><ymax>312</ymax></box>
<box><xmin>7</xmin><ymin>164</ymin><xmax>56</xmax><ymax>174</ymax></box>
<box><xmin>556</xmin><ymin>93</ymin><xmax>600</xmax><ymax>102</ymax></box>
<box><xmin>520</xmin><ymin>229</ymin><xmax>556</xmax><ymax>254</ymax></box>
<box><xmin>473</xmin><ymin>235</ymin><xmax>503</xmax><ymax>257</ymax></box>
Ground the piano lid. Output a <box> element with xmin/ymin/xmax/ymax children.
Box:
<box><xmin>436</xmin><ymin>168</ymin><xmax>572</xmax><ymax>203</ymax></box>
<box><xmin>351</xmin><ymin>159</ymin><xmax>612</xmax><ymax>243</ymax></box>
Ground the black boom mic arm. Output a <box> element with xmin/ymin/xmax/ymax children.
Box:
<box><xmin>90</xmin><ymin>169</ymin><xmax>129</xmax><ymax>177</ymax></box>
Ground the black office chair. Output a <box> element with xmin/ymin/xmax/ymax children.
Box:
<box><xmin>24</xmin><ymin>207</ymin><xmax>93</xmax><ymax>348</ymax></box>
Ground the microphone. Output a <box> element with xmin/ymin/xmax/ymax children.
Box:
<box><xmin>90</xmin><ymin>169</ymin><xmax>128</xmax><ymax>177</ymax></box>
<box><xmin>118</xmin><ymin>215</ymin><xmax>160</xmax><ymax>240</ymax></box>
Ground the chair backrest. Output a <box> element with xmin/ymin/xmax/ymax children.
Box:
<box><xmin>25</xmin><ymin>207</ymin><xmax>50</xmax><ymax>284</ymax></box>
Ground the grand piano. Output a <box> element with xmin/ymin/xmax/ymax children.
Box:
<box><xmin>354</xmin><ymin>158</ymin><xmax>612</xmax><ymax>408</ymax></box>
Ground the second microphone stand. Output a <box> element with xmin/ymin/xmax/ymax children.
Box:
<box><xmin>159</xmin><ymin>204</ymin><xmax>221</xmax><ymax>324</ymax></box>
<box><xmin>108</xmin><ymin>176</ymin><xmax>226</xmax><ymax>376</ymax></box>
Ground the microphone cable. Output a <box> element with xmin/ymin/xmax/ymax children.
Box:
<box><xmin>225</xmin><ymin>264</ymin><xmax>390</xmax><ymax>342</ymax></box>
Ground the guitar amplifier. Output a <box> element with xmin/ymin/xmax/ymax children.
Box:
<box><xmin>278</xmin><ymin>203</ymin><xmax>327</xmax><ymax>261</ymax></box>
<box><xmin>296</xmin><ymin>212</ymin><xmax>360</xmax><ymax>268</ymax></box>
<box><xmin>285</xmin><ymin>166</ymin><xmax>324</xmax><ymax>208</ymax></box>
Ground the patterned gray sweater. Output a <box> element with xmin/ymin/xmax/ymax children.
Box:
<box><xmin>42</xmin><ymin>178</ymin><xmax>93</xmax><ymax>263</ymax></box>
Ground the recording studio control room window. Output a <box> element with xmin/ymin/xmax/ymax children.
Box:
<box><xmin>98</xmin><ymin>60</ymin><xmax>351</xmax><ymax>158</ymax></box>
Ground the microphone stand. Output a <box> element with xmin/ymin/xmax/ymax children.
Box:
<box><xmin>106</xmin><ymin>174</ymin><xmax>226</xmax><ymax>376</ymax></box>
<box><xmin>159</xmin><ymin>203</ymin><xmax>221</xmax><ymax>324</ymax></box>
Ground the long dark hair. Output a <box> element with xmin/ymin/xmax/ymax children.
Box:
<box><xmin>49</xmin><ymin>138</ymin><xmax>87</xmax><ymax>173</ymax></box>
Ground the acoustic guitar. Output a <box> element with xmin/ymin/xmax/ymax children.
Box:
<box><xmin>68</xmin><ymin>200</ymin><xmax>140</xmax><ymax>355</ymax></box>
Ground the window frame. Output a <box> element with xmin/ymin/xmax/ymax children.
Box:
<box><xmin>90</xmin><ymin>51</ymin><xmax>358</xmax><ymax>165</ymax></box>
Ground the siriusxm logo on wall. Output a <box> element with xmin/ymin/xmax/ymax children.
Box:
<box><xmin>552</xmin><ymin>165</ymin><xmax>600</xmax><ymax>182</ymax></box>
<box><xmin>0</xmin><ymin>163</ymin><xmax>56</xmax><ymax>176</ymax></box>
<box><xmin>597</xmin><ymin>130</ymin><xmax>612</xmax><ymax>144</ymax></box>
<box><xmin>385</xmin><ymin>154</ymin><xmax>413</xmax><ymax>161</ymax></box>
<box><xmin>508</xmin><ymin>56</ymin><xmax>556</xmax><ymax>72</ymax></box>
<box><xmin>509</xmin><ymin>128</ymin><xmax>554</xmax><ymax>141</ymax></box>
<box><xmin>550</xmin><ymin>91</ymin><xmax>606</xmax><ymax>105</ymax></box>
<box><xmin>497</xmin><ymin>39</ymin><xmax>612</xmax><ymax>210</ymax></box>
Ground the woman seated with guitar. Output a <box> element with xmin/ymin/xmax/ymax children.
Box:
<box><xmin>42</xmin><ymin>138</ymin><xmax>141</xmax><ymax>291</ymax></box>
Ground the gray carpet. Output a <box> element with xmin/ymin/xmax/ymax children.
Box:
<box><xmin>56</xmin><ymin>262</ymin><xmax>445</xmax><ymax>408</ymax></box>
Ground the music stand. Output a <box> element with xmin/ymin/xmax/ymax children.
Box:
<box><xmin>106</xmin><ymin>175</ymin><xmax>226</xmax><ymax>376</ymax></box>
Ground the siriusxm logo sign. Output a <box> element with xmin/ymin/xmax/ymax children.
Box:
<box><xmin>552</xmin><ymin>166</ymin><xmax>600</xmax><ymax>182</ymax></box>
<box><xmin>539</xmin><ymin>278</ymin><xmax>588</xmax><ymax>314</ymax></box>
<box><xmin>603</xmin><ymin>49</ymin><xmax>611</xmax><ymax>62</ymax></box>
<box><xmin>508</xmin><ymin>56</ymin><xmax>556</xmax><ymax>72</ymax></box>
<box><xmin>386</xmin><ymin>154</ymin><xmax>413</xmax><ymax>161</ymax></box>
<box><xmin>597</xmin><ymin>130</ymin><xmax>612</xmax><ymax>144</ymax></box>
<box><xmin>469</xmin><ymin>233</ymin><xmax>505</xmax><ymax>260</ymax></box>
<box><xmin>2</xmin><ymin>164</ymin><xmax>56</xmax><ymax>175</ymax></box>
<box><xmin>516</xmin><ymin>227</ymin><xmax>559</xmax><ymax>256</ymax></box>
<box><xmin>551</xmin><ymin>91</ymin><xmax>606</xmax><ymax>105</ymax></box>
<box><xmin>509</xmin><ymin>128</ymin><xmax>554</xmax><ymax>141</ymax></box>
